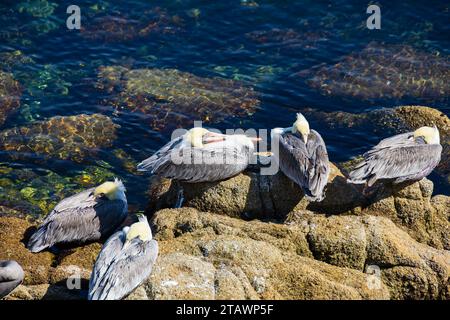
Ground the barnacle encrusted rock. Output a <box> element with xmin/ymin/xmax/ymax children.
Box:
<box><xmin>145</xmin><ymin>208</ymin><xmax>449</xmax><ymax>300</ymax></box>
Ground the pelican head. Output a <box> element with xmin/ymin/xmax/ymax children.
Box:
<box><xmin>292</xmin><ymin>113</ymin><xmax>310</xmax><ymax>143</ymax></box>
<box><xmin>186</xmin><ymin>127</ymin><xmax>209</xmax><ymax>147</ymax></box>
<box><xmin>414</xmin><ymin>125</ymin><xmax>440</xmax><ymax>145</ymax></box>
<box><xmin>93</xmin><ymin>178</ymin><xmax>126</xmax><ymax>201</ymax></box>
<box><xmin>126</xmin><ymin>214</ymin><xmax>152</xmax><ymax>242</ymax></box>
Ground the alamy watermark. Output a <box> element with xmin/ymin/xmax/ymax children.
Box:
<box><xmin>367</xmin><ymin>5</ymin><xmax>381</xmax><ymax>30</ymax></box>
<box><xmin>66</xmin><ymin>5</ymin><xmax>81</xmax><ymax>30</ymax></box>
<box><xmin>365</xmin><ymin>264</ymin><xmax>382</xmax><ymax>290</ymax></box>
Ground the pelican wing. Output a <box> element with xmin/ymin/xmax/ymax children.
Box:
<box><xmin>27</xmin><ymin>189</ymin><xmax>127</xmax><ymax>252</ymax></box>
<box><xmin>136</xmin><ymin>136</ymin><xmax>184</xmax><ymax>172</ymax></box>
<box><xmin>306</xmin><ymin>130</ymin><xmax>330</xmax><ymax>200</ymax></box>
<box><xmin>46</xmin><ymin>188</ymin><xmax>97</xmax><ymax>220</ymax></box>
<box><xmin>276</xmin><ymin>130</ymin><xmax>329</xmax><ymax>201</ymax></box>
<box><xmin>89</xmin><ymin>239</ymin><xmax>159</xmax><ymax>300</ymax></box>
<box><xmin>151</xmin><ymin>138</ymin><xmax>252</xmax><ymax>182</ymax></box>
<box><xmin>0</xmin><ymin>261</ymin><xmax>24</xmax><ymax>299</ymax></box>
<box><xmin>88</xmin><ymin>230</ymin><xmax>126</xmax><ymax>298</ymax></box>
<box><xmin>349</xmin><ymin>133</ymin><xmax>442</xmax><ymax>185</ymax></box>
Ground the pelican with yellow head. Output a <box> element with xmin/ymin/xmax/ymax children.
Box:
<box><xmin>27</xmin><ymin>178</ymin><xmax>128</xmax><ymax>253</ymax></box>
<box><xmin>348</xmin><ymin>125</ymin><xmax>442</xmax><ymax>186</ymax></box>
<box><xmin>137</xmin><ymin>126</ymin><xmax>260</xmax><ymax>183</ymax></box>
<box><xmin>271</xmin><ymin>113</ymin><xmax>330</xmax><ymax>202</ymax></box>
<box><xmin>88</xmin><ymin>214</ymin><xmax>158</xmax><ymax>300</ymax></box>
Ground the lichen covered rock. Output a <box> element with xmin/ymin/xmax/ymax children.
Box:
<box><xmin>148</xmin><ymin>168</ymin><xmax>449</xmax><ymax>251</ymax></box>
<box><xmin>146</xmin><ymin>208</ymin><xmax>449</xmax><ymax>299</ymax></box>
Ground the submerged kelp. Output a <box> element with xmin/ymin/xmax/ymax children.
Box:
<box><xmin>0</xmin><ymin>71</ymin><xmax>21</xmax><ymax>127</ymax></box>
<box><xmin>0</xmin><ymin>50</ymin><xmax>35</xmax><ymax>72</ymax></box>
<box><xmin>16</xmin><ymin>64</ymin><xmax>74</xmax><ymax>98</ymax></box>
<box><xmin>17</xmin><ymin>0</ymin><xmax>57</xmax><ymax>18</ymax></box>
<box><xmin>96</xmin><ymin>66</ymin><xmax>260</xmax><ymax>130</ymax></box>
<box><xmin>14</xmin><ymin>0</ymin><xmax>60</xmax><ymax>35</ymax></box>
<box><xmin>0</xmin><ymin>164</ymin><xmax>117</xmax><ymax>218</ymax></box>
<box><xmin>246</xmin><ymin>28</ymin><xmax>328</xmax><ymax>50</ymax></box>
<box><xmin>302</xmin><ymin>43</ymin><xmax>450</xmax><ymax>101</ymax></box>
<box><xmin>81</xmin><ymin>7</ymin><xmax>183</xmax><ymax>42</ymax></box>
<box><xmin>0</xmin><ymin>114</ymin><xmax>119</xmax><ymax>162</ymax></box>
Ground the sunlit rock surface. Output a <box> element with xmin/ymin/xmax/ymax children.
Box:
<box><xmin>145</xmin><ymin>208</ymin><xmax>448</xmax><ymax>300</ymax></box>
<box><xmin>96</xmin><ymin>66</ymin><xmax>260</xmax><ymax>131</ymax></box>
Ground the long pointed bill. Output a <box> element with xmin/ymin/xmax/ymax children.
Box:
<box><xmin>302</xmin><ymin>134</ymin><xmax>308</xmax><ymax>144</ymax></box>
<box><xmin>203</xmin><ymin>132</ymin><xmax>226</xmax><ymax>144</ymax></box>
<box><xmin>250</xmin><ymin>137</ymin><xmax>262</xmax><ymax>142</ymax></box>
<box><xmin>253</xmin><ymin>151</ymin><xmax>273</xmax><ymax>156</ymax></box>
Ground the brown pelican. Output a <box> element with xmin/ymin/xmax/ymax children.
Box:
<box><xmin>137</xmin><ymin>127</ymin><xmax>260</xmax><ymax>183</ymax></box>
<box><xmin>271</xmin><ymin>113</ymin><xmax>330</xmax><ymax>201</ymax></box>
<box><xmin>88</xmin><ymin>214</ymin><xmax>158</xmax><ymax>300</ymax></box>
<box><xmin>348</xmin><ymin>126</ymin><xmax>442</xmax><ymax>186</ymax></box>
<box><xmin>0</xmin><ymin>260</ymin><xmax>24</xmax><ymax>299</ymax></box>
<box><xmin>27</xmin><ymin>178</ymin><xmax>128</xmax><ymax>253</ymax></box>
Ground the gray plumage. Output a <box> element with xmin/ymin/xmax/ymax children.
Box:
<box><xmin>88</xmin><ymin>218</ymin><xmax>158</xmax><ymax>300</ymax></box>
<box><xmin>137</xmin><ymin>134</ymin><xmax>254</xmax><ymax>183</ymax></box>
<box><xmin>0</xmin><ymin>260</ymin><xmax>24</xmax><ymax>299</ymax></box>
<box><xmin>273</xmin><ymin>129</ymin><xmax>330</xmax><ymax>201</ymax></box>
<box><xmin>27</xmin><ymin>185</ymin><xmax>127</xmax><ymax>253</ymax></box>
<box><xmin>348</xmin><ymin>132</ymin><xmax>442</xmax><ymax>186</ymax></box>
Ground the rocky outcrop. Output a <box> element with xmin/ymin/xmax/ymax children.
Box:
<box><xmin>146</xmin><ymin>163</ymin><xmax>364</xmax><ymax>219</ymax></box>
<box><xmin>1</xmin><ymin>105</ymin><xmax>448</xmax><ymax>300</ymax></box>
<box><xmin>147</xmin><ymin>165</ymin><xmax>449</xmax><ymax>251</ymax></box>
<box><xmin>145</xmin><ymin>208</ymin><xmax>449</xmax><ymax>300</ymax></box>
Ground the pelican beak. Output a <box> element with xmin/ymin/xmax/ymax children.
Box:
<box><xmin>253</xmin><ymin>151</ymin><xmax>273</xmax><ymax>156</ymax></box>
<box><xmin>94</xmin><ymin>193</ymin><xmax>105</xmax><ymax>200</ymax></box>
<box><xmin>203</xmin><ymin>132</ymin><xmax>226</xmax><ymax>144</ymax></box>
<box><xmin>302</xmin><ymin>134</ymin><xmax>308</xmax><ymax>144</ymax></box>
<box><xmin>250</xmin><ymin>137</ymin><xmax>262</xmax><ymax>143</ymax></box>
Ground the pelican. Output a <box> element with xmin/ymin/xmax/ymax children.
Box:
<box><xmin>0</xmin><ymin>260</ymin><xmax>24</xmax><ymax>299</ymax></box>
<box><xmin>137</xmin><ymin>127</ymin><xmax>260</xmax><ymax>183</ymax></box>
<box><xmin>88</xmin><ymin>214</ymin><xmax>158</xmax><ymax>300</ymax></box>
<box><xmin>271</xmin><ymin>113</ymin><xmax>330</xmax><ymax>201</ymax></box>
<box><xmin>27</xmin><ymin>178</ymin><xmax>128</xmax><ymax>253</ymax></box>
<box><xmin>348</xmin><ymin>126</ymin><xmax>442</xmax><ymax>186</ymax></box>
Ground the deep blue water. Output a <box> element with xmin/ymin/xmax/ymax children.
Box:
<box><xmin>0</xmin><ymin>0</ymin><xmax>449</xmax><ymax>211</ymax></box>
